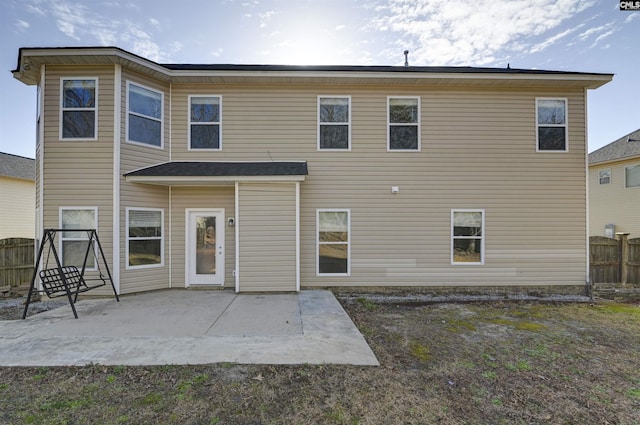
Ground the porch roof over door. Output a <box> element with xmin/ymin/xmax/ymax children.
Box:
<box><xmin>124</xmin><ymin>161</ymin><xmax>308</xmax><ymax>185</ymax></box>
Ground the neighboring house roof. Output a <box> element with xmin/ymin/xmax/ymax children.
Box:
<box><xmin>0</xmin><ymin>152</ymin><xmax>35</xmax><ymax>180</ymax></box>
<box><xmin>589</xmin><ymin>128</ymin><xmax>640</xmax><ymax>165</ymax></box>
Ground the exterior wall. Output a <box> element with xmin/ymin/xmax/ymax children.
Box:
<box><xmin>169</xmin><ymin>83</ymin><xmax>588</xmax><ymax>288</ymax></box>
<box><xmin>170</xmin><ymin>186</ymin><xmax>236</xmax><ymax>288</ymax></box>
<box><xmin>118</xmin><ymin>69</ymin><xmax>171</xmax><ymax>293</ymax></box>
<box><xmin>237</xmin><ymin>182</ymin><xmax>297</xmax><ymax>292</ymax></box>
<box><xmin>0</xmin><ymin>176</ymin><xmax>35</xmax><ymax>239</ymax></box>
<box><xmin>41</xmin><ymin>65</ymin><xmax>115</xmax><ymax>292</ymax></box>
<box><xmin>589</xmin><ymin>159</ymin><xmax>640</xmax><ymax>238</ymax></box>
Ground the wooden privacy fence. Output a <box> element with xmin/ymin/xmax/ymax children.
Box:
<box><xmin>589</xmin><ymin>234</ymin><xmax>640</xmax><ymax>285</ymax></box>
<box><xmin>0</xmin><ymin>238</ymin><xmax>34</xmax><ymax>288</ymax></box>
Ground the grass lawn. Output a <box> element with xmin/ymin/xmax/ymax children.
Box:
<box><xmin>1</xmin><ymin>297</ymin><xmax>639</xmax><ymax>424</ymax></box>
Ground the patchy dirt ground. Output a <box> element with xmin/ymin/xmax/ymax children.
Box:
<box><xmin>1</xmin><ymin>295</ymin><xmax>639</xmax><ymax>424</ymax></box>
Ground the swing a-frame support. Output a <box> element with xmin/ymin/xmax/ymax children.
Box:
<box><xmin>22</xmin><ymin>229</ymin><xmax>120</xmax><ymax>319</ymax></box>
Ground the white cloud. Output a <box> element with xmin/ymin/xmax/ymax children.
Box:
<box><xmin>259</xmin><ymin>10</ymin><xmax>276</xmax><ymax>28</ymax></box>
<box><xmin>529</xmin><ymin>25</ymin><xmax>583</xmax><ymax>54</ymax></box>
<box><xmin>15</xmin><ymin>19</ymin><xmax>30</xmax><ymax>31</ymax></box>
<box><xmin>336</xmin><ymin>24</ymin><xmax>346</xmax><ymax>31</ymax></box>
<box><xmin>149</xmin><ymin>18</ymin><xmax>160</xmax><ymax>26</ymax></box>
<box><xmin>368</xmin><ymin>0</ymin><xmax>597</xmax><ymax>66</ymax></box>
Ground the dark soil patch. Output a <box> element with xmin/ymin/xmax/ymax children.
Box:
<box><xmin>1</xmin><ymin>296</ymin><xmax>640</xmax><ymax>424</ymax></box>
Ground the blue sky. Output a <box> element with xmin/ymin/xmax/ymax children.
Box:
<box><xmin>1</xmin><ymin>0</ymin><xmax>638</xmax><ymax>159</ymax></box>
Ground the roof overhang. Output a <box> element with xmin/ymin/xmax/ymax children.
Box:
<box><xmin>13</xmin><ymin>46</ymin><xmax>613</xmax><ymax>90</ymax></box>
<box><xmin>123</xmin><ymin>161</ymin><xmax>308</xmax><ymax>186</ymax></box>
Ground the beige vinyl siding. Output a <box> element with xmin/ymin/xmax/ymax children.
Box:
<box><xmin>589</xmin><ymin>159</ymin><xmax>640</xmax><ymax>238</ymax></box>
<box><xmin>118</xmin><ymin>70</ymin><xmax>171</xmax><ymax>294</ymax></box>
<box><xmin>238</xmin><ymin>182</ymin><xmax>297</xmax><ymax>292</ymax></box>
<box><xmin>0</xmin><ymin>177</ymin><xmax>35</xmax><ymax>239</ymax></box>
<box><xmin>165</xmin><ymin>84</ymin><xmax>589</xmax><ymax>288</ymax></box>
<box><xmin>40</xmin><ymin>66</ymin><xmax>115</xmax><ymax>294</ymax></box>
<box><xmin>170</xmin><ymin>187</ymin><xmax>236</xmax><ymax>288</ymax></box>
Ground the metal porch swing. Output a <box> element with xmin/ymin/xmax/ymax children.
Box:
<box><xmin>22</xmin><ymin>229</ymin><xmax>119</xmax><ymax>319</ymax></box>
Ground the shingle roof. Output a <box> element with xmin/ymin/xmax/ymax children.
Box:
<box><xmin>124</xmin><ymin>161</ymin><xmax>308</xmax><ymax>177</ymax></box>
<box><xmin>0</xmin><ymin>152</ymin><xmax>35</xmax><ymax>180</ymax></box>
<box><xmin>589</xmin><ymin>128</ymin><xmax>640</xmax><ymax>164</ymax></box>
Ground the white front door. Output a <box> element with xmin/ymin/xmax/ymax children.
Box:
<box><xmin>186</xmin><ymin>209</ymin><xmax>225</xmax><ymax>286</ymax></box>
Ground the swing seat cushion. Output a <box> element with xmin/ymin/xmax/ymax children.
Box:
<box><xmin>39</xmin><ymin>266</ymin><xmax>97</xmax><ymax>298</ymax></box>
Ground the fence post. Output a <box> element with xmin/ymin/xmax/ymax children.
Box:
<box><xmin>616</xmin><ymin>232</ymin><xmax>630</xmax><ymax>285</ymax></box>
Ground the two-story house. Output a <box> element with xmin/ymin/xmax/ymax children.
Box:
<box><xmin>589</xmin><ymin>128</ymin><xmax>640</xmax><ymax>238</ymax></box>
<box><xmin>12</xmin><ymin>46</ymin><xmax>612</xmax><ymax>295</ymax></box>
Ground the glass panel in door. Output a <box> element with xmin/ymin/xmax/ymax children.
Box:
<box><xmin>187</xmin><ymin>210</ymin><xmax>224</xmax><ymax>286</ymax></box>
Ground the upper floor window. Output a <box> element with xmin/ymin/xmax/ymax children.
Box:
<box><xmin>318</xmin><ymin>96</ymin><xmax>350</xmax><ymax>150</ymax></box>
<box><xmin>60</xmin><ymin>78</ymin><xmax>97</xmax><ymax>140</ymax></box>
<box><xmin>599</xmin><ymin>169</ymin><xmax>611</xmax><ymax>185</ymax></box>
<box><xmin>127</xmin><ymin>82</ymin><xmax>163</xmax><ymax>148</ymax></box>
<box><xmin>625</xmin><ymin>164</ymin><xmax>640</xmax><ymax>188</ymax></box>
<box><xmin>536</xmin><ymin>98</ymin><xmax>567</xmax><ymax>152</ymax></box>
<box><xmin>452</xmin><ymin>210</ymin><xmax>484</xmax><ymax>265</ymax></box>
<box><xmin>189</xmin><ymin>96</ymin><xmax>221</xmax><ymax>150</ymax></box>
<box><xmin>388</xmin><ymin>97</ymin><xmax>420</xmax><ymax>151</ymax></box>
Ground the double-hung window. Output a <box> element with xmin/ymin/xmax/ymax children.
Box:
<box><xmin>599</xmin><ymin>169</ymin><xmax>611</xmax><ymax>185</ymax></box>
<box><xmin>127</xmin><ymin>208</ymin><xmax>163</xmax><ymax>269</ymax></box>
<box><xmin>388</xmin><ymin>97</ymin><xmax>420</xmax><ymax>151</ymax></box>
<box><xmin>625</xmin><ymin>164</ymin><xmax>640</xmax><ymax>188</ymax></box>
<box><xmin>60</xmin><ymin>207</ymin><xmax>97</xmax><ymax>269</ymax></box>
<box><xmin>127</xmin><ymin>82</ymin><xmax>163</xmax><ymax>148</ymax></box>
<box><xmin>189</xmin><ymin>95</ymin><xmax>221</xmax><ymax>150</ymax></box>
<box><xmin>317</xmin><ymin>209</ymin><xmax>350</xmax><ymax>275</ymax></box>
<box><xmin>318</xmin><ymin>96</ymin><xmax>350</xmax><ymax>150</ymax></box>
<box><xmin>452</xmin><ymin>210</ymin><xmax>484</xmax><ymax>265</ymax></box>
<box><xmin>60</xmin><ymin>78</ymin><xmax>97</xmax><ymax>140</ymax></box>
<box><xmin>536</xmin><ymin>98</ymin><xmax>567</xmax><ymax>151</ymax></box>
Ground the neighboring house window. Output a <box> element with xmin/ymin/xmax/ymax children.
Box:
<box><xmin>189</xmin><ymin>95</ymin><xmax>221</xmax><ymax>150</ymax></box>
<box><xmin>599</xmin><ymin>169</ymin><xmax>611</xmax><ymax>185</ymax></box>
<box><xmin>625</xmin><ymin>164</ymin><xmax>640</xmax><ymax>188</ymax></box>
<box><xmin>318</xmin><ymin>96</ymin><xmax>350</xmax><ymax>150</ymax></box>
<box><xmin>60</xmin><ymin>78</ymin><xmax>97</xmax><ymax>140</ymax></box>
<box><xmin>536</xmin><ymin>98</ymin><xmax>567</xmax><ymax>151</ymax></box>
<box><xmin>317</xmin><ymin>209</ymin><xmax>350</xmax><ymax>275</ymax></box>
<box><xmin>452</xmin><ymin>210</ymin><xmax>484</xmax><ymax>265</ymax></box>
<box><xmin>388</xmin><ymin>97</ymin><xmax>420</xmax><ymax>151</ymax></box>
<box><xmin>60</xmin><ymin>207</ymin><xmax>97</xmax><ymax>269</ymax></box>
<box><xmin>127</xmin><ymin>82</ymin><xmax>163</xmax><ymax>148</ymax></box>
<box><xmin>127</xmin><ymin>208</ymin><xmax>163</xmax><ymax>269</ymax></box>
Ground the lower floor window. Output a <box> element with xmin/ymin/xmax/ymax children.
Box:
<box><xmin>452</xmin><ymin>210</ymin><xmax>484</xmax><ymax>264</ymax></box>
<box><xmin>60</xmin><ymin>207</ymin><xmax>97</xmax><ymax>269</ymax></box>
<box><xmin>317</xmin><ymin>209</ymin><xmax>350</xmax><ymax>275</ymax></box>
<box><xmin>127</xmin><ymin>208</ymin><xmax>163</xmax><ymax>268</ymax></box>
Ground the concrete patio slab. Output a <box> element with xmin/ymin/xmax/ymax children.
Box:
<box><xmin>0</xmin><ymin>290</ymin><xmax>379</xmax><ymax>367</ymax></box>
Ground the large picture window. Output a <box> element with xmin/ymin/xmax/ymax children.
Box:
<box><xmin>60</xmin><ymin>207</ymin><xmax>97</xmax><ymax>269</ymax></box>
<box><xmin>127</xmin><ymin>82</ymin><xmax>163</xmax><ymax>148</ymax></box>
<box><xmin>318</xmin><ymin>96</ymin><xmax>350</xmax><ymax>150</ymax></box>
<box><xmin>625</xmin><ymin>164</ymin><xmax>640</xmax><ymax>188</ymax></box>
<box><xmin>317</xmin><ymin>209</ymin><xmax>350</xmax><ymax>275</ymax></box>
<box><xmin>388</xmin><ymin>97</ymin><xmax>420</xmax><ymax>151</ymax></box>
<box><xmin>536</xmin><ymin>98</ymin><xmax>567</xmax><ymax>151</ymax></box>
<box><xmin>452</xmin><ymin>210</ymin><xmax>484</xmax><ymax>265</ymax></box>
<box><xmin>127</xmin><ymin>208</ymin><xmax>163</xmax><ymax>269</ymax></box>
<box><xmin>189</xmin><ymin>95</ymin><xmax>221</xmax><ymax>150</ymax></box>
<box><xmin>60</xmin><ymin>78</ymin><xmax>97</xmax><ymax>140</ymax></box>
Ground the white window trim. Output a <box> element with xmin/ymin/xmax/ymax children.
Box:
<box><xmin>317</xmin><ymin>95</ymin><xmax>352</xmax><ymax>151</ymax></box>
<box><xmin>535</xmin><ymin>97</ymin><xmax>568</xmax><ymax>153</ymax></box>
<box><xmin>625</xmin><ymin>163</ymin><xmax>640</xmax><ymax>189</ymax></box>
<box><xmin>59</xmin><ymin>77</ymin><xmax>98</xmax><ymax>141</ymax></box>
<box><xmin>188</xmin><ymin>95</ymin><xmax>222</xmax><ymax>151</ymax></box>
<box><xmin>387</xmin><ymin>96</ymin><xmax>421</xmax><ymax>152</ymax></box>
<box><xmin>599</xmin><ymin>168</ymin><xmax>611</xmax><ymax>185</ymax></box>
<box><xmin>451</xmin><ymin>209</ymin><xmax>485</xmax><ymax>266</ymax></box>
<box><xmin>59</xmin><ymin>206</ymin><xmax>98</xmax><ymax>271</ymax></box>
<box><xmin>126</xmin><ymin>207</ymin><xmax>164</xmax><ymax>270</ymax></box>
<box><xmin>316</xmin><ymin>208</ymin><xmax>351</xmax><ymax>276</ymax></box>
<box><xmin>126</xmin><ymin>81</ymin><xmax>164</xmax><ymax>149</ymax></box>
